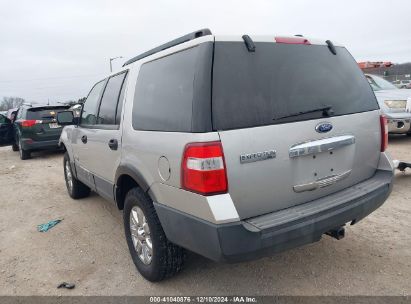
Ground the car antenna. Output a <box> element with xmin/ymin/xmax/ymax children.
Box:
<box><xmin>242</xmin><ymin>35</ymin><xmax>256</xmax><ymax>52</ymax></box>
<box><xmin>326</xmin><ymin>40</ymin><xmax>337</xmax><ymax>55</ymax></box>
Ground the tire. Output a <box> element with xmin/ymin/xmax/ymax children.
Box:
<box><xmin>18</xmin><ymin>139</ymin><xmax>30</xmax><ymax>160</ymax></box>
<box><xmin>124</xmin><ymin>187</ymin><xmax>185</xmax><ymax>282</ymax></box>
<box><xmin>63</xmin><ymin>152</ymin><xmax>90</xmax><ymax>199</ymax></box>
<box><xmin>12</xmin><ymin>143</ymin><xmax>19</xmax><ymax>151</ymax></box>
<box><xmin>407</xmin><ymin>133</ymin><xmax>411</xmax><ymax>137</ymax></box>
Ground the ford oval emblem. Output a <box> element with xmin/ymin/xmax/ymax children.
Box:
<box><xmin>315</xmin><ymin>122</ymin><xmax>333</xmax><ymax>133</ymax></box>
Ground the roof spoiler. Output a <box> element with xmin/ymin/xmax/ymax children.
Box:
<box><xmin>122</xmin><ymin>29</ymin><xmax>212</xmax><ymax>67</ymax></box>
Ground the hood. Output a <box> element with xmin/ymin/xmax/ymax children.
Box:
<box><xmin>373</xmin><ymin>89</ymin><xmax>411</xmax><ymax>114</ymax></box>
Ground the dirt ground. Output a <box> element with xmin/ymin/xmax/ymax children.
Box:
<box><xmin>0</xmin><ymin>136</ymin><xmax>410</xmax><ymax>296</ymax></box>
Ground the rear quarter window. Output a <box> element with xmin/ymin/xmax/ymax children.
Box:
<box><xmin>132</xmin><ymin>47</ymin><xmax>199</xmax><ymax>132</ymax></box>
<box><xmin>132</xmin><ymin>43</ymin><xmax>213</xmax><ymax>133</ymax></box>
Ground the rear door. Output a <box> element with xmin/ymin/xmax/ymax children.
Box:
<box><xmin>212</xmin><ymin>40</ymin><xmax>381</xmax><ymax>219</ymax></box>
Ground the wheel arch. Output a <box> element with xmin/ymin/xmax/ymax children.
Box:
<box><xmin>115</xmin><ymin>165</ymin><xmax>151</xmax><ymax>210</ymax></box>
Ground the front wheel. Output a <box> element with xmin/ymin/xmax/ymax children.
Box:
<box><xmin>124</xmin><ymin>187</ymin><xmax>185</xmax><ymax>282</ymax></box>
<box><xmin>63</xmin><ymin>152</ymin><xmax>90</xmax><ymax>199</ymax></box>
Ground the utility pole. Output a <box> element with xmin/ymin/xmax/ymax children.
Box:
<box><xmin>109</xmin><ymin>56</ymin><xmax>123</xmax><ymax>72</ymax></box>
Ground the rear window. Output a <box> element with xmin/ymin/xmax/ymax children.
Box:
<box><xmin>26</xmin><ymin>107</ymin><xmax>69</xmax><ymax>120</ymax></box>
<box><xmin>212</xmin><ymin>42</ymin><xmax>379</xmax><ymax>130</ymax></box>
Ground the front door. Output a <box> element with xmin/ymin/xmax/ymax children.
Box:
<box><xmin>73</xmin><ymin>79</ymin><xmax>107</xmax><ymax>190</ymax></box>
<box><xmin>0</xmin><ymin>114</ymin><xmax>14</xmax><ymax>146</ymax></box>
<box><xmin>75</xmin><ymin>71</ymin><xmax>128</xmax><ymax>201</ymax></box>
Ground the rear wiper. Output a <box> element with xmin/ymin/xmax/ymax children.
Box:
<box><xmin>273</xmin><ymin>105</ymin><xmax>334</xmax><ymax>121</ymax></box>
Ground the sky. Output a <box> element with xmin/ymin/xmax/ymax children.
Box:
<box><xmin>0</xmin><ymin>0</ymin><xmax>410</xmax><ymax>104</ymax></box>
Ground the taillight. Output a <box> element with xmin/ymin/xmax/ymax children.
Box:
<box><xmin>181</xmin><ymin>141</ymin><xmax>228</xmax><ymax>195</ymax></box>
<box><xmin>380</xmin><ymin>115</ymin><xmax>388</xmax><ymax>152</ymax></box>
<box><xmin>21</xmin><ymin>120</ymin><xmax>39</xmax><ymax>127</ymax></box>
<box><xmin>275</xmin><ymin>36</ymin><xmax>311</xmax><ymax>45</ymax></box>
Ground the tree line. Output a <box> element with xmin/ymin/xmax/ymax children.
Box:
<box><xmin>0</xmin><ymin>96</ymin><xmax>87</xmax><ymax>111</ymax></box>
<box><xmin>0</xmin><ymin>97</ymin><xmax>25</xmax><ymax>111</ymax></box>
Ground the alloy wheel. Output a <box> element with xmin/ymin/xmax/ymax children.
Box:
<box><xmin>129</xmin><ymin>206</ymin><xmax>153</xmax><ymax>265</ymax></box>
<box><xmin>65</xmin><ymin>160</ymin><xmax>73</xmax><ymax>193</ymax></box>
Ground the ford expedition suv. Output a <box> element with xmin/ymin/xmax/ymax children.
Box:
<box><xmin>58</xmin><ymin>29</ymin><xmax>394</xmax><ymax>281</ymax></box>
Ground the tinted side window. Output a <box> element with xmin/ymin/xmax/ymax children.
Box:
<box><xmin>132</xmin><ymin>47</ymin><xmax>198</xmax><ymax>132</ymax></box>
<box><xmin>81</xmin><ymin>80</ymin><xmax>105</xmax><ymax>126</ymax></box>
<box><xmin>116</xmin><ymin>73</ymin><xmax>128</xmax><ymax>124</ymax></box>
<box><xmin>97</xmin><ymin>72</ymin><xmax>127</xmax><ymax>125</ymax></box>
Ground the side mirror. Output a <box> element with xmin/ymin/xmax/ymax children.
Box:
<box><xmin>57</xmin><ymin>111</ymin><xmax>76</xmax><ymax>126</ymax></box>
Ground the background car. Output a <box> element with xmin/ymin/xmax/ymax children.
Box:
<box><xmin>11</xmin><ymin>104</ymin><xmax>71</xmax><ymax>159</ymax></box>
<box><xmin>366</xmin><ymin>74</ymin><xmax>411</xmax><ymax>135</ymax></box>
<box><xmin>392</xmin><ymin>79</ymin><xmax>411</xmax><ymax>89</ymax></box>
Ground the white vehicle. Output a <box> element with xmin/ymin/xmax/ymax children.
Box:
<box><xmin>392</xmin><ymin>79</ymin><xmax>411</xmax><ymax>89</ymax></box>
<box><xmin>366</xmin><ymin>74</ymin><xmax>411</xmax><ymax>135</ymax></box>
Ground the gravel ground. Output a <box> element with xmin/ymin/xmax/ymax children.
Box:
<box><xmin>0</xmin><ymin>136</ymin><xmax>410</xmax><ymax>296</ymax></box>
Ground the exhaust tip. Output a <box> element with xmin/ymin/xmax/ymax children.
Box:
<box><xmin>325</xmin><ymin>227</ymin><xmax>345</xmax><ymax>240</ymax></box>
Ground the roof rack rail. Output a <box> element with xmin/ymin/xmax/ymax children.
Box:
<box><xmin>122</xmin><ymin>28</ymin><xmax>212</xmax><ymax>67</ymax></box>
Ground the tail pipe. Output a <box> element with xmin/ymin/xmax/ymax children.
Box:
<box><xmin>325</xmin><ymin>226</ymin><xmax>345</xmax><ymax>240</ymax></box>
<box><xmin>397</xmin><ymin>161</ymin><xmax>411</xmax><ymax>172</ymax></box>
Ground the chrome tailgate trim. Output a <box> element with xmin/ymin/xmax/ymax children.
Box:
<box><xmin>289</xmin><ymin>135</ymin><xmax>355</xmax><ymax>158</ymax></box>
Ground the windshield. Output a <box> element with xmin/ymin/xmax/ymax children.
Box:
<box><xmin>212</xmin><ymin>42</ymin><xmax>379</xmax><ymax>130</ymax></box>
<box><xmin>366</xmin><ymin>75</ymin><xmax>398</xmax><ymax>91</ymax></box>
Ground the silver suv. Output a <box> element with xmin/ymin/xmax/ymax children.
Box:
<box><xmin>58</xmin><ymin>29</ymin><xmax>395</xmax><ymax>281</ymax></box>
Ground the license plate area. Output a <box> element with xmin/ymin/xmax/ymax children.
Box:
<box><xmin>49</xmin><ymin>123</ymin><xmax>61</xmax><ymax>129</ymax></box>
<box><xmin>290</xmin><ymin>135</ymin><xmax>356</xmax><ymax>191</ymax></box>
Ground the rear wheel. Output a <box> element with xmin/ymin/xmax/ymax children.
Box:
<box><xmin>63</xmin><ymin>152</ymin><xmax>90</xmax><ymax>199</ymax></box>
<box><xmin>12</xmin><ymin>143</ymin><xmax>19</xmax><ymax>151</ymax></box>
<box><xmin>124</xmin><ymin>187</ymin><xmax>185</xmax><ymax>281</ymax></box>
<box><xmin>18</xmin><ymin>139</ymin><xmax>30</xmax><ymax>160</ymax></box>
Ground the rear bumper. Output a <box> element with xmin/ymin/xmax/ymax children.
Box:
<box><xmin>154</xmin><ymin>170</ymin><xmax>393</xmax><ymax>262</ymax></box>
<box><xmin>21</xmin><ymin>138</ymin><xmax>60</xmax><ymax>151</ymax></box>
